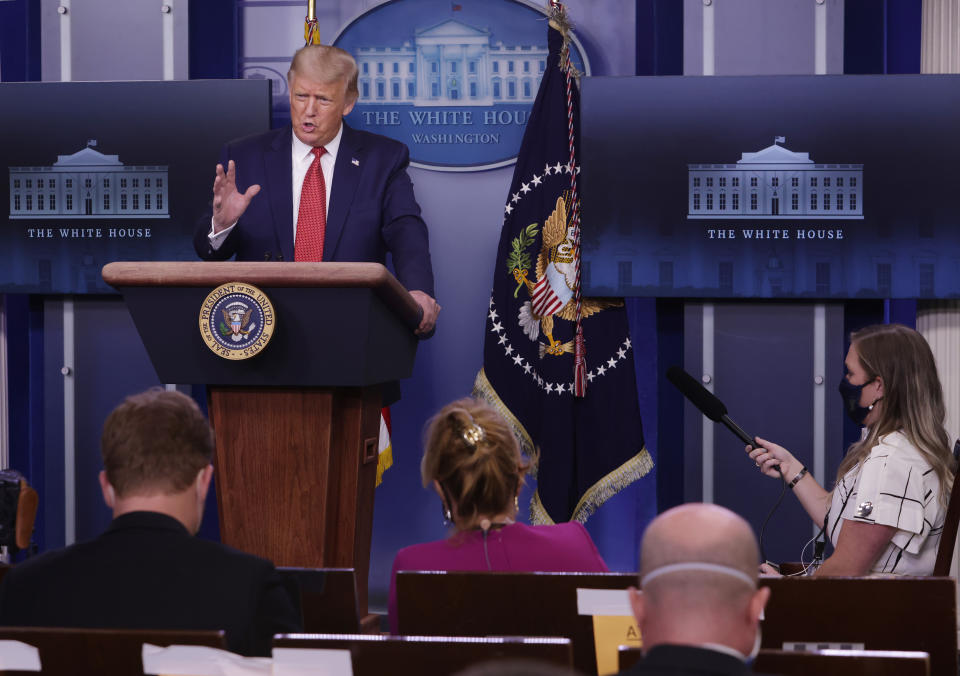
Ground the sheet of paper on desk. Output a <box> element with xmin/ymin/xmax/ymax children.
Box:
<box><xmin>0</xmin><ymin>640</ymin><xmax>40</xmax><ymax>671</ymax></box>
<box><xmin>577</xmin><ymin>589</ymin><xmax>642</xmax><ymax>676</ymax></box>
<box><xmin>141</xmin><ymin>644</ymin><xmax>271</xmax><ymax>676</ymax></box>
<box><xmin>272</xmin><ymin>648</ymin><xmax>353</xmax><ymax>676</ymax></box>
<box><xmin>576</xmin><ymin>588</ymin><xmax>633</xmax><ymax>616</ymax></box>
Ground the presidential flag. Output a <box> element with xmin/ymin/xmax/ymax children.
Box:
<box><xmin>473</xmin><ymin>4</ymin><xmax>651</xmax><ymax>524</ymax></box>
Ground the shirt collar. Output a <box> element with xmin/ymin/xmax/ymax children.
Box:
<box><xmin>106</xmin><ymin>510</ymin><xmax>190</xmax><ymax>535</ymax></box>
<box><xmin>699</xmin><ymin>642</ymin><xmax>748</xmax><ymax>662</ymax></box>
<box><xmin>291</xmin><ymin>123</ymin><xmax>343</xmax><ymax>163</ymax></box>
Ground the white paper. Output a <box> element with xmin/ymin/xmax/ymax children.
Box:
<box><xmin>576</xmin><ymin>588</ymin><xmax>634</xmax><ymax>616</ymax></box>
<box><xmin>0</xmin><ymin>640</ymin><xmax>41</xmax><ymax>671</ymax></box>
<box><xmin>272</xmin><ymin>647</ymin><xmax>353</xmax><ymax>676</ymax></box>
<box><xmin>781</xmin><ymin>641</ymin><xmax>866</xmax><ymax>652</ymax></box>
<box><xmin>141</xmin><ymin>644</ymin><xmax>271</xmax><ymax>676</ymax></box>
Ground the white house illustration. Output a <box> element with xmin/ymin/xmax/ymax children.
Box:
<box><xmin>9</xmin><ymin>142</ymin><xmax>169</xmax><ymax>220</ymax></box>
<box><xmin>688</xmin><ymin>139</ymin><xmax>863</xmax><ymax>219</ymax></box>
<box><xmin>354</xmin><ymin>19</ymin><xmax>547</xmax><ymax>106</ymax></box>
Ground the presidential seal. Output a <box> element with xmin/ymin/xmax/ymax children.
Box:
<box><xmin>198</xmin><ymin>282</ymin><xmax>275</xmax><ymax>360</ymax></box>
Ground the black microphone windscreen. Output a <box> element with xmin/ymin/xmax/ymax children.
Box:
<box><xmin>666</xmin><ymin>366</ymin><xmax>728</xmax><ymax>422</ymax></box>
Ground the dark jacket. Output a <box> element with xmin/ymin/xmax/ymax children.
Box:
<box><xmin>0</xmin><ymin>511</ymin><xmax>301</xmax><ymax>656</ymax></box>
<box><xmin>618</xmin><ymin>644</ymin><xmax>772</xmax><ymax>676</ymax></box>
<box><xmin>193</xmin><ymin>123</ymin><xmax>435</xmax><ymax>297</ymax></box>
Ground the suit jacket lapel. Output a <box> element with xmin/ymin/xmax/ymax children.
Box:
<box><xmin>323</xmin><ymin>123</ymin><xmax>363</xmax><ymax>261</ymax></box>
<box><xmin>265</xmin><ymin>127</ymin><xmax>294</xmax><ymax>261</ymax></box>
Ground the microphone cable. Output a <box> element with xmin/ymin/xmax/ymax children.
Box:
<box><xmin>665</xmin><ymin>367</ymin><xmax>795</xmax><ymax>569</ymax></box>
<box><xmin>782</xmin><ymin>521</ymin><xmax>827</xmax><ymax>576</ymax></box>
<box><xmin>757</xmin><ymin>466</ymin><xmax>786</xmax><ymax>566</ymax></box>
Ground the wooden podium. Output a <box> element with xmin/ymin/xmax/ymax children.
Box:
<box><xmin>102</xmin><ymin>261</ymin><xmax>421</xmax><ymax>613</ymax></box>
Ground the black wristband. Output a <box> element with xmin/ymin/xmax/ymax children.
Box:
<box><xmin>788</xmin><ymin>466</ymin><xmax>808</xmax><ymax>489</ymax></box>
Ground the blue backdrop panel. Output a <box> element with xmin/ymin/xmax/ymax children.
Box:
<box><xmin>681</xmin><ymin>302</ymin><xmax>846</xmax><ymax>564</ymax></box>
<box><xmin>844</xmin><ymin>0</ymin><xmax>921</xmax><ymax>75</ymax></box>
<box><xmin>0</xmin><ymin>80</ymin><xmax>269</xmax><ymax>293</ymax></box>
<box><xmin>635</xmin><ymin>0</ymin><xmax>684</xmax><ymax>77</ymax></box>
<box><xmin>653</xmin><ymin>298</ymin><xmax>684</xmax><ymax>512</ymax></box>
<box><xmin>73</xmin><ymin>297</ymin><xmax>163</xmax><ymax>543</ymax></box>
<box><xmin>581</xmin><ymin>74</ymin><xmax>960</xmax><ymax>299</ymax></box>
<box><xmin>0</xmin><ymin>0</ymin><xmax>40</xmax><ymax>83</ymax></box>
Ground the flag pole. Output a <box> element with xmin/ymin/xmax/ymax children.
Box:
<box><xmin>549</xmin><ymin>1</ymin><xmax>587</xmax><ymax>397</ymax></box>
<box><xmin>304</xmin><ymin>0</ymin><xmax>321</xmax><ymax>46</ymax></box>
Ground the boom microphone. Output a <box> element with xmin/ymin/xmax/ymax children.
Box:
<box><xmin>667</xmin><ymin>366</ymin><xmax>786</xmax><ymax>567</ymax></box>
<box><xmin>666</xmin><ymin>366</ymin><xmax>761</xmax><ymax>452</ymax></box>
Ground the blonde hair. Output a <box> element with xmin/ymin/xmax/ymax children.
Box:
<box><xmin>287</xmin><ymin>44</ymin><xmax>359</xmax><ymax>101</ymax></box>
<box><xmin>421</xmin><ymin>398</ymin><xmax>529</xmax><ymax>524</ymax></box>
<box><xmin>836</xmin><ymin>323</ymin><xmax>955</xmax><ymax>502</ymax></box>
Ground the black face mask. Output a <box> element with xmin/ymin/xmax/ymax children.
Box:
<box><xmin>838</xmin><ymin>376</ymin><xmax>879</xmax><ymax>425</ymax></box>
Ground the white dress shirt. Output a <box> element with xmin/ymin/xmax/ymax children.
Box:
<box><xmin>207</xmin><ymin>124</ymin><xmax>343</xmax><ymax>249</ymax></box>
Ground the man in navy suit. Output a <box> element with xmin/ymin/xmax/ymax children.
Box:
<box><xmin>0</xmin><ymin>389</ymin><xmax>301</xmax><ymax>656</ymax></box>
<box><xmin>619</xmin><ymin>504</ymin><xmax>772</xmax><ymax>676</ymax></box>
<box><xmin>194</xmin><ymin>44</ymin><xmax>439</xmax><ymax>335</ymax></box>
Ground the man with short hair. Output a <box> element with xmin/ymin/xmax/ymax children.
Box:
<box><xmin>620</xmin><ymin>503</ymin><xmax>772</xmax><ymax>676</ymax></box>
<box><xmin>195</xmin><ymin>43</ymin><xmax>439</xmax><ymax>335</ymax></box>
<box><xmin>0</xmin><ymin>389</ymin><xmax>300</xmax><ymax>656</ymax></box>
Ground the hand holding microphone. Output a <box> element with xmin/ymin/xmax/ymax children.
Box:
<box><xmin>748</xmin><ymin>438</ymin><xmax>802</xmax><ymax>483</ymax></box>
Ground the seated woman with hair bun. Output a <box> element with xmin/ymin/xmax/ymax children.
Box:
<box><xmin>387</xmin><ymin>397</ymin><xmax>608</xmax><ymax>631</ymax></box>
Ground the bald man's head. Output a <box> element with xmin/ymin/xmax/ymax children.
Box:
<box><xmin>631</xmin><ymin>503</ymin><xmax>768</xmax><ymax>657</ymax></box>
<box><xmin>641</xmin><ymin>503</ymin><xmax>759</xmax><ymax>589</ymax></box>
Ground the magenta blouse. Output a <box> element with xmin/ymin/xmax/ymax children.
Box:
<box><xmin>387</xmin><ymin>521</ymin><xmax>608</xmax><ymax>631</ymax></box>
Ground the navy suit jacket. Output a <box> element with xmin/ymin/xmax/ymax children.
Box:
<box><xmin>618</xmin><ymin>645</ymin><xmax>772</xmax><ymax>676</ymax></box>
<box><xmin>194</xmin><ymin>123</ymin><xmax>435</xmax><ymax>297</ymax></box>
<box><xmin>0</xmin><ymin>511</ymin><xmax>301</xmax><ymax>657</ymax></box>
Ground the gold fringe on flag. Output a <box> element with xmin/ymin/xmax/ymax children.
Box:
<box><xmin>529</xmin><ymin>448</ymin><xmax>653</xmax><ymax>525</ymax></box>
<box><xmin>475</xmin><ymin>367</ymin><xmax>651</xmax><ymax>523</ymax></box>
<box><xmin>473</xmin><ymin>368</ymin><xmax>539</xmax><ymax>476</ymax></box>
<box><xmin>375</xmin><ymin>444</ymin><xmax>393</xmax><ymax>487</ymax></box>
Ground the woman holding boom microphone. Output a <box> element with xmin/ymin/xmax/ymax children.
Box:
<box><xmin>748</xmin><ymin>323</ymin><xmax>955</xmax><ymax>576</ymax></box>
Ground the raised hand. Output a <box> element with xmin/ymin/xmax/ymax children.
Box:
<box><xmin>212</xmin><ymin>160</ymin><xmax>261</xmax><ymax>232</ymax></box>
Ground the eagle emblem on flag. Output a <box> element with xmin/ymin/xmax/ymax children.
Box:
<box><xmin>511</xmin><ymin>193</ymin><xmax>619</xmax><ymax>359</ymax></box>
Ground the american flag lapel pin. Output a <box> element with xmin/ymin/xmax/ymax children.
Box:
<box><xmin>351</xmin><ymin>158</ymin><xmax>360</xmax><ymax>166</ymax></box>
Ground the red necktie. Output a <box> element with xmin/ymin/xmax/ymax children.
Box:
<box><xmin>295</xmin><ymin>146</ymin><xmax>327</xmax><ymax>261</ymax></box>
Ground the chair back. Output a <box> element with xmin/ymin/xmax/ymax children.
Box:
<box><xmin>620</xmin><ymin>646</ymin><xmax>929</xmax><ymax>676</ymax></box>
<box><xmin>760</xmin><ymin>576</ymin><xmax>956</xmax><ymax>675</ymax></box>
<box><xmin>755</xmin><ymin>649</ymin><xmax>929</xmax><ymax>676</ymax></box>
<box><xmin>273</xmin><ymin>633</ymin><xmax>573</xmax><ymax>676</ymax></box>
<box><xmin>396</xmin><ymin>571</ymin><xmax>635</xmax><ymax>675</ymax></box>
<box><xmin>276</xmin><ymin>567</ymin><xmax>360</xmax><ymax>633</ymax></box>
<box><xmin>934</xmin><ymin>460</ymin><xmax>960</xmax><ymax>576</ymax></box>
<box><xmin>0</xmin><ymin>626</ymin><xmax>225</xmax><ymax>676</ymax></box>
<box><xmin>617</xmin><ymin>646</ymin><xmax>643</xmax><ymax>672</ymax></box>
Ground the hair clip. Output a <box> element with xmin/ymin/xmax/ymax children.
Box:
<box><xmin>461</xmin><ymin>422</ymin><xmax>485</xmax><ymax>448</ymax></box>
